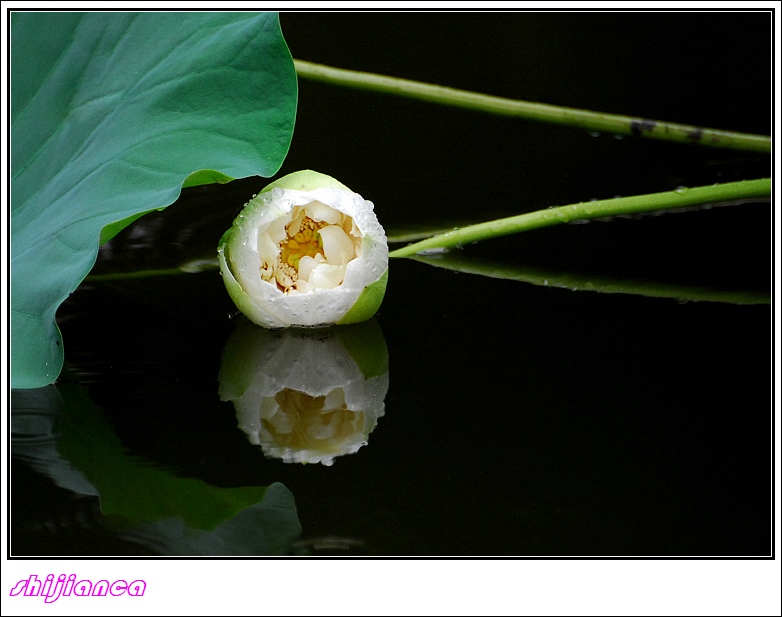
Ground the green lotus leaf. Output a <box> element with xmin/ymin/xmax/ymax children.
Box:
<box><xmin>11</xmin><ymin>12</ymin><xmax>297</xmax><ymax>388</ymax></box>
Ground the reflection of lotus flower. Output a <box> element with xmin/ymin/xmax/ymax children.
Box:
<box><xmin>219</xmin><ymin>320</ymin><xmax>388</xmax><ymax>465</ymax></box>
<box><xmin>218</xmin><ymin>170</ymin><xmax>389</xmax><ymax>328</ymax></box>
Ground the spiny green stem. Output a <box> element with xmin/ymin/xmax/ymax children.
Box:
<box><xmin>294</xmin><ymin>60</ymin><xmax>770</xmax><ymax>153</ymax></box>
<box><xmin>388</xmin><ymin>179</ymin><xmax>771</xmax><ymax>258</ymax></box>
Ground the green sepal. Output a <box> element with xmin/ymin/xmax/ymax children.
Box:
<box><xmin>259</xmin><ymin>169</ymin><xmax>352</xmax><ymax>194</ymax></box>
<box><xmin>338</xmin><ymin>269</ymin><xmax>389</xmax><ymax>325</ymax></box>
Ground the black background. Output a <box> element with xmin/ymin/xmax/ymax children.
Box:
<box><xmin>12</xmin><ymin>10</ymin><xmax>772</xmax><ymax>556</ymax></box>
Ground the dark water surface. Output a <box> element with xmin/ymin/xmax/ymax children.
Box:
<box><xmin>11</xmin><ymin>12</ymin><xmax>771</xmax><ymax>556</ymax></box>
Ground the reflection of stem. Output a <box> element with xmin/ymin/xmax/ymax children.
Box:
<box><xmin>85</xmin><ymin>259</ymin><xmax>219</xmax><ymax>282</ymax></box>
<box><xmin>412</xmin><ymin>253</ymin><xmax>770</xmax><ymax>305</ymax></box>
<box><xmin>294</xmin><ymin>60</ymin><xmax>771</xmax><ymax>153</ymax></box>
<box><xmin>389</xmin><ymin>179</ymin><xmax>771</xmax><ymax>258</ymax></box>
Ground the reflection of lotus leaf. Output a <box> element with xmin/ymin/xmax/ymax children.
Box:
<box><xmin>54</xmin><ymin>384</ymin><xmax>274</xmax><ymax>530</ymax></box>
<box><xmin>220</xmin><ymin>320</ymin><xmax>389</xmax><ymax>465</ymax></box>
<box><xmin>12</xmin><ymin>383</ymin><xmax>302</xmax><ymax>555</ymax></box>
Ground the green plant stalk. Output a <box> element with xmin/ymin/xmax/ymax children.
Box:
<box><xmin>294</xmin><ymin>60</ymin><xmax>770</xmax><ymax>153</ymax></box>
<box><xmin>388</xmin><ymin>179</ymin><xmax>771</xmax><ymax>258</ymax></box>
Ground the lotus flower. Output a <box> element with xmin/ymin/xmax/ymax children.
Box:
<box><xmin>218</xmin><ymin>170</ymin><xmax>388</xmax><ymax>328</ymax></box>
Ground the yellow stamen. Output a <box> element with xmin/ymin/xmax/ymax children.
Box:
<box><xmin>260</xmin><ymin>211</ymin><xmax>359</xmax><ymax>294</ymax></box>
<box><xmin>263</xmin><ymin>216</ymin><xmax>328</xmax><ymax>292</ymax></box>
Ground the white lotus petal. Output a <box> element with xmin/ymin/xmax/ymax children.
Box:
<box><xmin>323</xmin><ymin>388</ymin><xmax>347</xmax><ymax>409</ymax></box>
<box><xmin>308</xmin><ymin>262</ymin><xmax>346</xmax><ymax>290</ymax></box>
<box><xmin>266</xmin><ymin>216</ymin><xmax>288</xmax><ymax>244</ymax></box>
<box><xmin>305</xmin><ymin>200</ymin><xmax>343</xmax><ymax>225</ymax></box>
<box><xmin>287</xmin><ymin>208</ymin><xmax>306</xmax><ymax>236</ymax></box>
<box><xmin>297</xmin><ymin>254</ymin><xmax>324</xmax><ymax>283</ymax></box>
<box><xmin>257</xmin><ymin>230</ymin><xmax>280</xmax><ymax>265</ymax></box>
<box><xmin>319</xmin><ymin>224</ymin><xmax>356</xmax><ymax>266</ymax></box>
